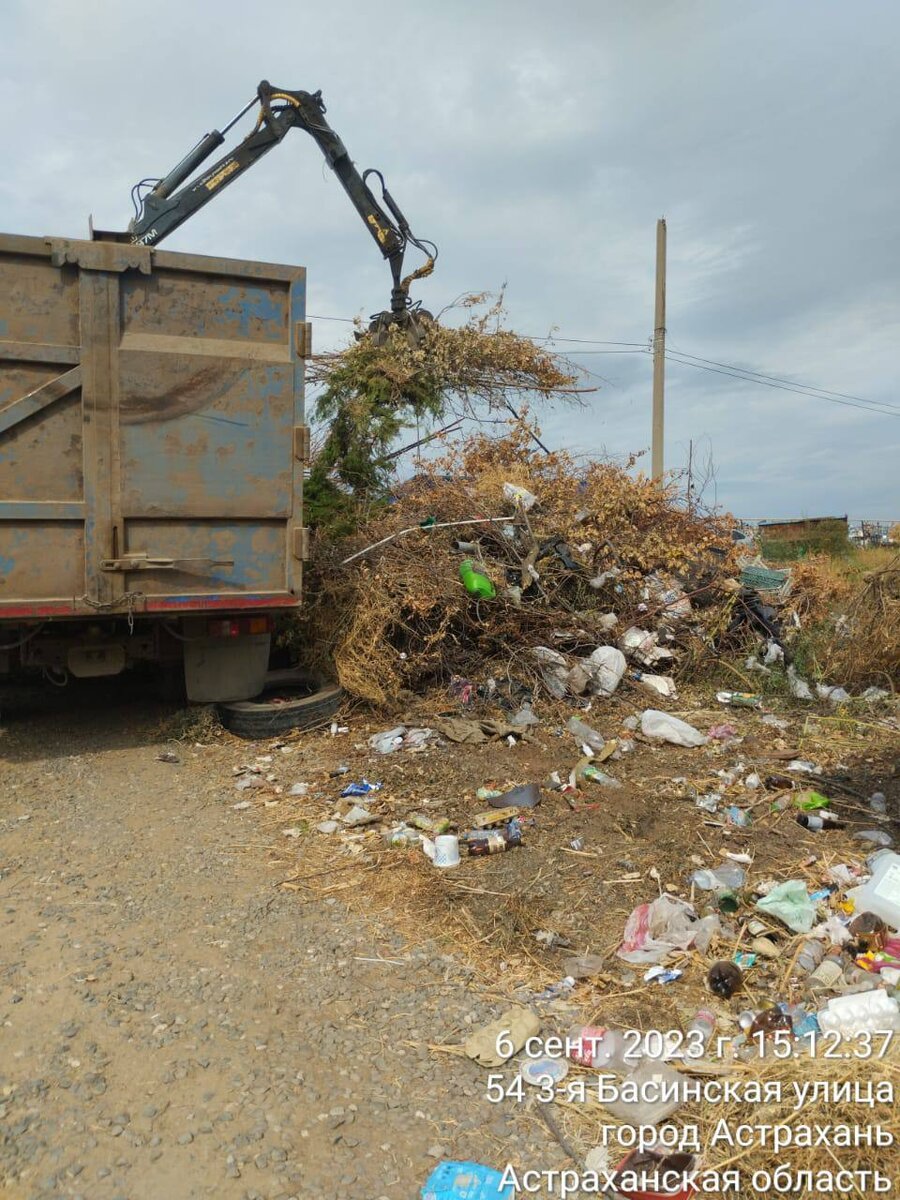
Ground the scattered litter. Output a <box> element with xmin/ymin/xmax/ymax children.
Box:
<box><xmin>341</xmin><ymin>805</ymin><xmax>379</xmax><ymax>827</ymax></box>
<box><xmin>232</xmin><ymin>800</ymin><xmax>252</xmax><ymax>811</ymax></box>
<box><xmin>340</xmin><ymin>779</ymin><xmax>382</xmax><ymax>797</ymax></box>
<box><xmin>157</xmin><ymin>751</ymin><xmax>179</xmax><ymax>763</ymax></box>
<box><xmin>464</xmin><ymin>1007</ymin><xmax>540</xmax><ymax>1067</ymax></box>
<box><xmin>235</xmin><ymin>773</ymin><xmax>266</xmax><ymax>790</ymax></box>
<box><xmin>316</xmin><ymin>820</ymin><xmax>340</xmax><ymax>834</ymax></box>
<box><xmin>691</xmin><ymin>864</ymin><xmax>745</xmax><ymax>890</ymax></box>
<box><xmin>282</xmin><ymin>826</ymin><xmax>303</xmax><ymax>838</ymax></box>
<box><xmin>854</xmin><ymin>829</ymin><xmax>894</xmax><ymax>848</ymax></box>
<box><xmin>636</xmin><ymin>672</ymin><xmax>677</xmax><ymax>699</ymax></box>
<box><xmin>817</xmin><ymin>990</ymin><xmax>900</xmax><ymax>1037</ymax></box>
<box><xmin>869</xmin><ymin>791</ymin><xmax>887</xmax><ymax>813</ymax></box>
<box><xmin>563</xmin><ymin>955</ymin><xmax>605</xmax><ymax>979</ymax></box>
<box><xmin>695</xmin><ymin>793</ymin><xmax>721</xmax><ymax>813</ymax></box>
<box><xmin>492</xmin><ymin>783</ymin><xmax>541</xmax><ymax>809</ymax></box>
<box><xmin>288</xmin><ymin>782</ymin><xmax>310</xmax><ymax>796</ymax></box>
<box><xmin>708</xmin><ymin>960</ymin><xmax>743</xmax><ymax>998</ymax></box>
<box><xmin>726</xmin><ymin>806</ymin><xmax>752</xmax><ymax>827</ymax></box>
<box><xmin>422</xmin><ymin>833</ymin><xmax>460</xmax><ymax>868</ymax></box>
<box><xmin>643</xmin><ymin>966</ymin><xmax>683</xmax><ymax>985</ymax></box>
<box><xmin>619</xmin><ymin>627</ymin><xmax>673</xmax><ymax>668</ymax></box>
<box><xmin>716</xmin><ymin>691</ymin><xmax>761</xmax><ymax>708</ymax></box>
<box><xmin>707</xmin><ymin>723</ymin><xmax>738</xmax><ymax>741</ymax></box>
<box><xmin>618</xmin><ymin>894</ymin><xmax>705</xmax><ymax>964</ymax></box>
<box><xmin>787</xmin><ymin>665</ymin><xmax>814</xmax><ymax>700</ymax></box>
<box><xmin>755</xmin><ymin>880</ymin><xmax>816</xmax><ymax>933</ymax></box>
<box><xmin>420</xmin><ymin>1160</ymin><xmax>515</xmax><ymax>1200</ymax></box>
<box><xmin>816</xmin><ymin>683</ymin><xmax>851</xmax><ymax>705</ymax></box>
<box><xmin>519</xmin><ymin>1055</ymin><xmax>569</xmax><ymax>1086</ymax></box>
<box><xmin>640</xmin><ymin>710</ymin><xmax>707</xmax><ymax>747</ymax></box>
<box><xmin>787</xmin><ymin>759</ymin><xmax>822</xmax><ymax>775</ymax></box>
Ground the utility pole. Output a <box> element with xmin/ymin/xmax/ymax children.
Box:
<box><xmin>687</xmin><ymin>437</ymin><xmax>693</xmax><ymax>513</ymax></box>
<box><xmin>651</xmin><ymin>217</ymin><xmax>667</xmax><ymax>485</ymax></box>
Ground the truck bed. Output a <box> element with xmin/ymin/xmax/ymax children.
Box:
<box><xmin>0</xmin><ymin>234</ymin><xmax>309</xmax><ymax>621</ymax></box>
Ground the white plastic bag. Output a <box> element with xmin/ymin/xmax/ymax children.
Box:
<box><xmin>636</xmin><ymin>673</ymin><xmax>677</xmax><ymax>699</ymax></box>
<box><xmin>531</xmin><ymin>646</ymin><xmax>569</xmax><ymax>699</ymax></box>
<box><xmin>585</xmin><ymin>646</ymin><xmax>627</xmax><ymax>696</ymax></box>
<box><xmin>502</xmin><ymin>481</ymin><xmax>537</xmax><ymax>511</ymax></box>
<box><xmin>640</xmin><ymin>709</ymin><xmax>707</xmax><ymax>748</ymax></box>
<box><xmin>787</xmin><ymin>665</ymin><xmax>813</xmax><ymax>700</ymax></box>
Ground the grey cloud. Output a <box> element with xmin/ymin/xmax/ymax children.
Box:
<box><xmin>1</xmin><ymin>0</ymin><xmax>897</xmax><ymax>519</ymax></box>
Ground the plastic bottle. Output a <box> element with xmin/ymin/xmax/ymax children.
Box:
<box><xmin>796</xmin><ymin>813</ymin><xmax>846</xmax><ymax>831</ymax></box>
<box><xmin>466</xmin><ymin>819</ymin><xmax>523</xmax><ymax>857</ymax></box>
<box><xmin>849</xmin><ymin>912</ymin><xmax>888</xmax><ymax>953</ymax></box>
<box><xmin>685</xmin><ymin>1009</ymin><xmax>716</xmax><ymax>1056</ymax></box>
<box><xmin>749</xmin><ymin>1007</ymin><xmax>793</xmax><ymax>1038</ymax></box>
<box><xmin>848</xmin><ymin>852</ymin><xmax>900</xmax><ymax>929</ymax></box>
<box><xmin>793</xmin><ymin>939</ymin><xmax>826</xmax><ymax>977</ymax></box>
<box><xmin>691</xmin><ymin>864</ymin><xmax>746</xmax><ymax>891</ymax></box>
<box><xmin>459</xmin><ymin>559</ymin><xmax>495</xmax><ymax>600</ymax></box>
<box><xmin>806</xmin><ymin>949</ymin><xmax>845</xmax><ymax>994</ymax></box>
<box><xmin>568</xmin><ymin>1025</ymin><xmax>633</xmax><ymax>1072</ymax></box>
<box><xmin>708</xmin><ymin>961</ymin><xmax>743</xmax><ymax>999</ymax></box>
<box><xmin>566</xmin><ymin>716</ymin><xmax>607</xmax><ymax>754</ymax></box>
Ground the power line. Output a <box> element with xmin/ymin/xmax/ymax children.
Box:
<box><xmin>665</xmin><ymin>353</ymin><xmax>900</xmax><ymax>417</ymax></box>
<box><xmin>306</xmin><ymin>311</ymin><xmax>898</xmax><ymax>418</ymax></box>
<box><xmin>667</xmin><ymin>343</ymin><xmax>900</xmax><ymax>412</ymax></box>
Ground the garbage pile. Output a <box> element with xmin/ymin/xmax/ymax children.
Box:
<box><xmin>301</xmin><ymin>428</ymin><xmax>745</xmax><ymax>706</ymax></box>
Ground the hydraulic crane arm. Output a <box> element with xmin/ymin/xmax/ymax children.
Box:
<box><xmin>122</xmin><ymin>82</ymin><xmax>437</xmax><ymax>337</ymax></box>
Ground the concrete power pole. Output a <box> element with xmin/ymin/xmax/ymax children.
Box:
<box><xmin>651</xmin><ymin>217</ymin><xmax>667</xmax><ymax>484</ymax></box>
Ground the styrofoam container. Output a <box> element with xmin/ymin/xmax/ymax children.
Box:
<box><xmin>817</xmin><ymin>990</ymin><xmax>900</xmax><ymax>1037</ymax></box>
<box><xmin>847</xmin><ymin>852</ymin><xmax>900</xmax><ymax>931</ymax></box>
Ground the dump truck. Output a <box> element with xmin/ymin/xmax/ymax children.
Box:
<box><xmin>0</xmin><ymin>232</ymin><xmax>310</xmax><ymax>702</ymax></box>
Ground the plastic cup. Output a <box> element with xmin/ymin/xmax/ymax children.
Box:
<box><xmin>433</xmin><ymin>835</ymin><xmax>460</xmax><ymax>868</ymax></box>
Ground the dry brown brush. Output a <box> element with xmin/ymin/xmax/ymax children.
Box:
<box><xmin>296</xmin><ymin>428</ymin><xmax>736</xmax><ymax>705</ymax></box>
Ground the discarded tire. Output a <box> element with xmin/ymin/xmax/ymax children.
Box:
<box><xmin>217</xmin><ymin>671</ymin><xmax>342</xmax><ymax>739</ymax></box>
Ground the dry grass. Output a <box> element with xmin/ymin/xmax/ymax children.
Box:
<box><xmin>296</xmin><ymin>427</ymin><xmax>737</xmax><ymax>705</ymax></box>
<box><xmin>556</xmin><ymin>1046</ymin><xmax>900</xmax><ymax>1182</ymax></box>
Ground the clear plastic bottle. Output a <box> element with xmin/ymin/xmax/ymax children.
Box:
<box><xmin>685</xmin><ymin>1009</ymin><xmax>716</xmax><ymax>1057</ymax></box>
<box><xmin>793</xmin><ymin>939</ymin><xmax>826</xmax><ymax>977</ymax></box>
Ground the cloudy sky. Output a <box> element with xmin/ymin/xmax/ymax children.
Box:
<box><xmin>3</xmin><ymin>0</ymin><xmax>898</xmax><ymax>520</ymax></box>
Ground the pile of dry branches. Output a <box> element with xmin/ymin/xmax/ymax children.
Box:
<box><xmin>297</xmin><ymin>427</ymin><xmax>736</xmax><ymax>705</ymax></box>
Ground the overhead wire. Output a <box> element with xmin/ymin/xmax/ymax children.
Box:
<box><xmin>304</xmin><ymin>313</ymin><xmax>896</xmax><ymax>417</ymax></box>
<box><xmin>665</xmin><ymin>352</ymin><xmax>900</xmax><ymax>417</ymax></box>
<box><xmin>666</xmin><ymin>343</ymin><xmax>900</xmax><ymax>412</ymax></box>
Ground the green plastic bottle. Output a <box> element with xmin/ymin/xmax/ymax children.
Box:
<box><xmin>459</xmin><ymin>559</ymin><xmax>495</xmax><ymax>599</ymax></box>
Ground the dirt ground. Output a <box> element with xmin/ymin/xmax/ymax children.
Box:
<box><xmin>1</xmin><ymin>678</ymin><xmax>897</xmax><ymax>1199</ymax></box>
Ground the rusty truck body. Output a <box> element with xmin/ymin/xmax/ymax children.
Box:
<box><xmin>0</xmin><ymin>233</ymin><xmax>310</xmax><ymax>701</ymax></box>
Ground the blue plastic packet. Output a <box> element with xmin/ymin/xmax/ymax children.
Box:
<box><xmin>421</xmin><ymin>1160</ymin><xmax>514</xmax><ymax>1199</ymax></box>
<box><xmin>340</xmin><ymin>779</ymin><xmax>382</xmax><ymax>798</ymax></box>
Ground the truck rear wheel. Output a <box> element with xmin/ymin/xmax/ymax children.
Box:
<box><xmin>217</xmin><ymin>671</ymin><xmax>342</xmax><ymax>739</ymax></box>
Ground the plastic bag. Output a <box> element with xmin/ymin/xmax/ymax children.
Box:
<box><xmin>637</xmin><ymin>673</ymin><xmax>677</xmax><ymax>699</ymax></box>
<box><xmin>755</xmin><ymin>880</ymin><xmax>816</xmax><ymax>933</ymax></box>
<box><xmin>640</xmin><ymin>709</ymin><xmax>708</xmax><ymax>748</ymax></box>
<box><xmin>585</xmin><ymin>646</ymin><xmax>627</xmax><ymax>695</ymax></box>
<box><xmin>367</xmin><ymin>726</ymin><xmax>407</xmax><ymax>753</ymax></box>
<box><xmin>787</xmin><ymin>665</ymin><xmax>813</xmax><ymax>700</ymax></box>
<box><xmin>531</xmin><ymin>646</ymin><xmax>568</xmax><ymax>699</ymax></box>
<box><xmin>502</xmin><ymin>481</ymin><xmax>537</xmax><ymax>511</ymax></box>
<box><xmin>566</xmin><ymin>716</ymin><xmax>607</xmax><ymax>755</ymax></box>
<box><xmin>618</xmin><ymin>894</ymin><xmax>701</xmax><ymax>964</ymax></box>
<box><xmin>691</xmin><ymin>864</ymin><xmax>746</xmax><ymax>891</ymax></box>
<box><xmin>619</xmin><ymin>627</ymin><xmax>673</xmax><ymax>666</ymax></box>
<box><xmin>421</xmin><ymin>1161</ymin><xmax>515</xmax><ymax>1200</ymax></box>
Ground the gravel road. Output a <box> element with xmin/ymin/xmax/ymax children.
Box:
<box><xmin>0</xmin><ymin>694</ymin><xmax>559</xmax><ymax>1199</ymax></box>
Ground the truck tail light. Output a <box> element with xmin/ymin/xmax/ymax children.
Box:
<box><xmin>206</xmin><ymin>616</ymin><xmax>274</xmax><ymax>638</ymax></box>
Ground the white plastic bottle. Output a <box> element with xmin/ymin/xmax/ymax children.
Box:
<box><xmin>849</xmin><ymin>852</ymin><xmax>900</xmax><ymax>930</ymax></box>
